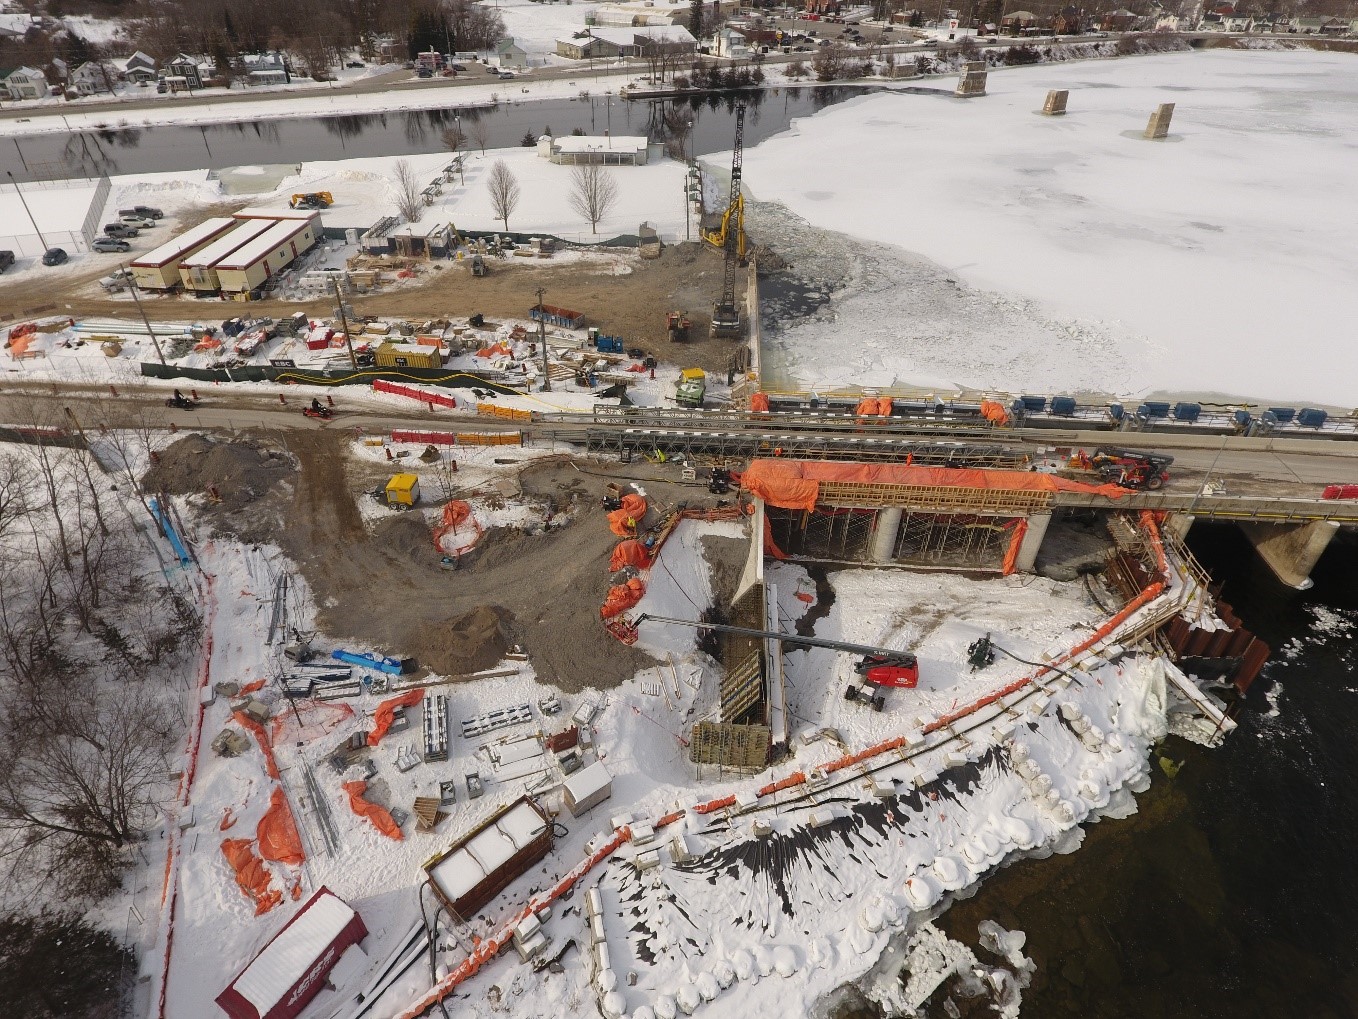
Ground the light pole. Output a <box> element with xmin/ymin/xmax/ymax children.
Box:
<box><xmin>535</xmin><ymin>287</ymin><xmax>551</xmax><ymax>392</ymax></box>
<box><xmin>6</xmin><ymin>170</ymin><xmax>49</xmax><ymax>252</ymax></box>
<box><xmin>605</xmin><ymin>89</ymin><xmax>612</xmax><ymax>136</ymax></box>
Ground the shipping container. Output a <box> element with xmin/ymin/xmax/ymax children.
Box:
<box><xmin>422</xmin><ymin>796</ymin><xmax>553</xmax><ymax>920</ymax></box>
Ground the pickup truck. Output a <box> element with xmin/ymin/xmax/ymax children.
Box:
<box><xmin>118</xmin><ymin>205</ymin><xmax>164</xmax><ymax>219</ymax></box>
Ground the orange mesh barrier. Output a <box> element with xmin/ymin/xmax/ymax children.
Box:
<box><xmin>823</xmin><ymin>736</ymin><xmax>908</xmax><ymax>775</ymax></box>
<box><xmin>694</xmin><ymin>794</ymin><xmax>737</xmax><ymax>815</ymax></box>
<box><xmin>758</xmin><ymin>771</ymin><xmax>806</xmax><ymax>796</ymax></box>
<box><xmin>609</xmin><ymin>539</ymin><xmax>653</xmax><ymax>572</ymax></box>
<box><xmin>342</xmin><ymin>780</ymin><xmax>403</xmax><ymax>840</ymax></box>
<box><xmin>750</xmin><ymin>392</ymin><xmax>770</xmax><ymax>412</ymax></box>
<box><xmin>256</xmin><ymin>787</ymin><xmax>305</xmax><ymax>867</ymax></box>
<box><xmin>601</xmin><ymin>578</ymin><xmax>645</xmax><ymax>619</ymax></box>
<box><xmin>232</xmin><ymin>710</ymin><xmax>279</xmax><ymax>779</ymax></box>
<box><xmin>607</xmin><ymin>494</ymin><xmax>648</xmax><ymax>536</ymax></box>
<box><xmin>368</xmin><ymin>689</ymin><xmax>425</xmax><ymax>747</ymax></box>
<box><xmin>741</xmin><ymin>459</ymin><xmax>1129</xmax><ymax>512</ymax></box>
<box><xmin>433</xmin><ymin>499</ymin><xmax>482</xmax><ymax>555</ymax></box>
<box><xmin>1001</xmin><ymin>518</ymin><xmax>1027</xmax><ymax>576</ymax></box>
<box><xmin>980</xmin><ymin>400</ymin><xmax>1010</xmax><ymax>426</ymax></box>
<box><xmin>220</xmin><ymin>838</ymin><xmax>282</xmax><ymax>915</ymax></box>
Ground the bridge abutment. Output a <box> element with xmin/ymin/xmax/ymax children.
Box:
<box><xmin>1240</xmin><ymin>519</ymin><xmax>1339</xmax><ymax>590</ymax></box>
<box><xmin>869</xmin><ymin>507</ymin><xmax>904</xmax><ymax>563</ymax></box>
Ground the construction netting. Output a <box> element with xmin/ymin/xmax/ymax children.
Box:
<box><xmin>740</xmin><ymin>459</ymin><xmax>1130</xmax><ymax>512</ymax></box>
<box><xmin>607</xmin><ymin>494</ymin><xmax>648</xmax><ymax>536</ymax></box>
<box><xmin>342</xmin><ymin>780</ymin><xmax>403</xmax><ymax>840</ymax></box>
<box><xmin>368</xmin><ymin>688</ymin><xmax>424</xmax><ymax>747</ymax></box>
<box><xmin>601</xmin><ymin>577</ymin><xmax>646</xmax><ymax>619</ymax></box>
<box><xmin>433</xmin><ymin>499</ymin><xmax>482</xmax><ymax>555</ymax></box>
<box><xmin>256</xmin><ymin>787</ymin><xmax>305</xmax><ymax>867</ymax></box>
<box><xmin>221</xmin><ymin>838</ymin><xmax>283</xmax><ymax>915</ymax></box>
<box><xmin>609</xmin><ymin>539</ymin><xmax>653</xmax><ymax>572</ymax></box>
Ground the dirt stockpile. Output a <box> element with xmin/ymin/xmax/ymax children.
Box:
<box><xmin>143</xmin><ymin>434</ymin><xmax>293</xmax><ymax>522</ymax></box>
<box><xmin>423</xmin><ymin>606</ymin><xmax>514</xmax><ymax>677</ymax></box>
<box><xmin>371</xmin><ymin>514</ymin><xmax>441</xmax><ymax>564</ymax></box>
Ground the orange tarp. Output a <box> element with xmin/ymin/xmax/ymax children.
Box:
<box><xmin>1001</xmin><ymin>518</ymin><xmax>1027</xmax><ymax>576</ymax></box>
<box><xmin>476</xmin><ymin>342</ymin><xmax>512</xmax><ymax>358</ymax></box>
<box><xmin>609</xmin><ymin>539</ymin><xmax>652</xmax><ymax>572</ymax></box>
<box><xmin>762</xmin><ymin>514</ymin><xmax>787</xmax><ymax>560</ymax></box>
<box><xmin>601</xmin><ymin>577</ymin><xmax>645</xmax><ymax>619</ymax></box>
<box><xmin>220</xmin><ymin>838</ymin><xmax>282</xmax><ymax>915</ymax></box>
<box><xmin>256</xmin><ymin>787</ymin><xmax>305</xmax><ymax>867</ymax></box>
<box><xmin>607</xmin><ymin>493</ymin><xmax>647</xmax><ymax>536</ymax></box>
<box><xmin>855</xmin><ymin>397</ymin><xmax>892</xmax><ymax>416</ymax></box>
<box><xmin>750</xmin><ymin>392</ymin><xmax>770</xmax><ymax>412</ymax></box>
<box><xmin>368</xmin><ymin>688</ymin><xmax>424</xmax><ymax>747</ymax></box>
<box><xmin>232</xmin><ymin>710</ymin><xmax>280</xmax><ymax>779</ymax></box>
<box><xmin>342</xmin><ymin>780</ymin><xmax>403</xmax><ymax>840</ymax></box>
<box><xmin>980</xmin><ymin>400</ymin><xmax>1010</xmax><ymax>426</ymax></box>
<box><xmin>433</xmin><ymin>499</ymin><xmax>481</xmax><ymax>554</ymax></box>
<box><xmin>239</xmin><ymin>678</ymin><xmax>267</xmax><ymax>695</ymax></box>
<box><xmin>740</xmin><ymin>459</ymin><xmax>1130</xmax><ymax>512</ymax></box>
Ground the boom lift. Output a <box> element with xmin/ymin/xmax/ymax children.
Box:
<box><xmin>705</xmin><ymin>104</ymin><xmax>747</xmax><ymax>339</ymax></box>
<box><xmin>635</xmin><ymin>613</ymin><xmax>918</xmax><ymax>712</ymax></box>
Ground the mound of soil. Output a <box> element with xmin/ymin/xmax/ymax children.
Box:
<box><xmin>371</xmin><ymin>513</ymin><xmax>440</xmax><ymax>564</ymax></box>
<box><xmin>143</xmin><ymin>434</ymin><xmax>292</xmax><ymax>513</ymax></box>
<box><xmin>417</xmin><ymin>605</ymin><xmax>515</xmax><ymax>677</ymax></box>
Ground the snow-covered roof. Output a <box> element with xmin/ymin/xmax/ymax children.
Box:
<box><xmin>233</xmin><ymin>891</ymin><xmax>356</xmax><ymax>1013</ymax></box>
<box><xmin>215</xmin><ymin>217</ymin><xmax>314</xmax><ymax>270</ymax></box>
<box><xmin>428</xmin><ymin>800</ymin><xmax>550</xmax><ymax>906</ymax></box>
<box><xmin>551</xmin><ymin>135</ymin><xmax>648</xmax><ymax>154</ymax></box>
<box><xmin>588</xmin><ymin>25</ymin><xmax>696</xmax><ymax>46</ymax></box>
<box><xmin>131</xmin><ymin>216</ymin><xmax>236</xmax><ymax>268</ymax></box>
<box><xmin>563</xmin><ymin>761</ymin><xmax>612</xmax><ymax>804</ymax></box>
<box><xmin>180</xmin><ymin>218</ymin><xmax>274</xmax><ymax>269</ymax></box>
<box><xmin>7</xmin><ymin>66</ymin><xmax>44</xmax><ymax>79</ymax></box>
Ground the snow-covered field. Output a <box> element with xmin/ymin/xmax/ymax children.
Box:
<box><xmin>742</xmin><ymin>50</ymin><xmax>1358</xmax><ymax>406</ymax></box>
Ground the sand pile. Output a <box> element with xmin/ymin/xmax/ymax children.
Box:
<box><xmin>417</xmin><ymin>606</ymin><xmax>515</xmax><ymax>677</ymax></box>
<box><xmin>372</xmin><ymin>514</ymin><xmax>439</xmax><ymax>563</ymax></box>
<box><xmin>142</xmin><ymin>435</ymin><xmax>292</xmax><ymax>513</ymax></box>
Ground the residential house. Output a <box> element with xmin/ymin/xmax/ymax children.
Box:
<box><xmin>163</xmin><ymin>53</ymin><xmax>213</xmax><ymax>90</ymax></box>
<box><xmin>714</xmin><ymin>26</ymin><xmax>752</xmax><ymax>57</ymax></box>
<box><xmin>1221</xmin><ymin>12</ymin><xmax>1254</xmax><ymax>31</ymax></box>
<box><xmin>1099</xmin><ymin>8</ymin><xmax>1138</xmax><ymax>31</ymax></box>
<box><xmin>117</xmin><ymin>51</ymin><xmax>157</xmax><ymax>83</ymax></box>
<box><xmin>574</xmin><ymin>25</ymin><xmax>696</xmax><ymax>58</ymax></box>
<box><xmin>70</xmin><ymin>60</ymin><xmax>121</xmax><ymax>95</ymax></box>
<box><xmin>1287</xmin><ymin>15</ymin><xmax>1331</xmax><ymax>33</ymax></box>
<box><xmin>3</xmin><ymin>66</ymin><xmax>47</xmax><ymax>100</ymax></box>
<box><xmin>494</xmin><ymin>38</ymin><xmax>528</xmax><ymax>69</ymax></box>
<box><xmin>1155</xmin><ymin>13</ymin><xmax>1186</xmax><ymax>30</ymax></box>
<box><xmin>1000</xmin><ymin>9</ymin><xmax>1039</xmax><ymax>34</ymax></box>
<box><xmin>556</xmin><ymin>34</ymin><xmax>617</xmax><ymax>59</ymax></box>
<box><xmin>241</xmin><ymin>51</ymin><xmax>289</xmax><ymax>85</ymax></box>
<box><xmin>1052</xmin><ymin>6</ymin><xmax>1083</xmax><ymax>33</ymax></box>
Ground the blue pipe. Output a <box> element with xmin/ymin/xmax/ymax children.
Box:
<box><xmin>148</xmin><ymin>497</ymin><xmax>191</xmax><ymax>566</ymax></box>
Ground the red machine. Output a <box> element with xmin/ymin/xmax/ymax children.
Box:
<box><xmin>1070</xmin><ymin>447</ymin><xmax>1174</xmax><ymax>491</ymax></box>
<box><xmin>302</xmin><ymin>403</ymin><xmax>334</xmax><ymax>420</ymax></box>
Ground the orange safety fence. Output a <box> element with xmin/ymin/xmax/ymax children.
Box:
<box><xmin>457</xmin><ymin>431</ymin><xmax>522</xmax><ymax>446</ymax></box>
<box><xmin>368</xmin><ymin>689</ymin><xmax>425</xmax><ymax>747</ymax></box>
<box><xmin>758</xmin><ymin>771</ymin><xmax>807</xmax><ymax>797</ymax></box>
<box><xmin>392</xmin><ymin>429</ymin><xmax>457</xmax><ymax>445</ymax></box>
<box><xmin>609</xmin><ymin>539</ymin><xmax>653</xmax><ymax>572</ymax></box>
<box><xmin>476</xmin><ymin>403</ymin><xmax>533</xmax><ymax>422</ymax></box>
<box><xmin>980</xmin><ymin>400</ymin><xmax>1010</xmax><ymax>426</ymax></box>
<box><xmin>601</xmin><ymin>577</ymin><xmax>645</xmax><ymax>619</ymax></box>
<box><xmin>270</xmin><ymin>700</ymin><xmax>354</xmax><ymax>742</ymax></box>
<box><xmin>256</xmin><ymin>787</ymin><xmax>305</xmax><ymax>867</ymax></box>
<box><xmin>741</xmin><ymin>458</ymin><xmax>1130</xmax><ymax>512</ymax></box>
<box><xmin>433</xmin><ymin>499</ymin><xmax>482</xmax><ymax>555</ymax></box>
<box><xmin>1000</xmin><ymin>518</ymin><xmax>1027</xmax><ymax>577</ymax></box>
<box><xmin>374</xmin><ymin>378</ymin><xmax>458</xmax><ymax>409</ymax></box>
<box><xmin>607</xmin><ymin>493</ymin><xmax>648</xmax><ymax>536</ymax></box>
<box><xmin>220</xmin><ymin>838</ymin><xmax>283</xmax><ymax>915</ymax></box>
<box><xmin>232</xmin><ymin>710</ymin><xmax>280</xmax><ymax>780</ymax></box>
<box><xmin>342</xmin><ymin>780</ymin><xmax>404</xmax><ymax>840</ymax></box>
<box><xmin>8</xmin><ymin>334</ymin><xmax>33</xmax><ymax>358</ymax></box>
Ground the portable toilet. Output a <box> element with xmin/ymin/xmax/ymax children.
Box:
<box><xmin>385</xmin><ymin>474</ymin><xmax>421</xmax><ymax>508</ymax></box>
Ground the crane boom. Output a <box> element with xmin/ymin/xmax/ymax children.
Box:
<box><xmin>710</xmin><ymin>103</ymin><xmax>746</xmax><ymax>338</ymax></box>
<box><xmin>634</xmin><ymin>613</ymin><xmax>910</xmax><ymax>660</ymax></box>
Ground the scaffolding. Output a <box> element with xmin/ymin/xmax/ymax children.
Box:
<box><xmin>689</xmin><ymin>721</ymin><xmax>771</xmax><ymax>770</ymax></box>
<box><xmin>892</xmin><ymin>512</ymin><xmax>1016</xmax><ymax>570</ymax></box>
<box><xmin>817</xmin><ymin>483</ymin><xmax>1052</xmax><ymax>514</ymax></box>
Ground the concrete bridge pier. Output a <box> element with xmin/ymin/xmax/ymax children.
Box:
<box><xmin>870</xmin><ymin>507</ymin><xmax>904</xmax><ymax>563</ymax></box>
<box><xmin>1164</xmin><ymin>513</ymin><xmax>1195</xmax><ymax>541</ymax></box>
<box><xmin>1015</xmin><ymin>511</ymin><xmax>1052</xmax><ymax>573</ymax></box>
<box><xmin>1240</xmin><ymin>519</ymin><xmax>1339</xmax><ymax>590</ymax></box>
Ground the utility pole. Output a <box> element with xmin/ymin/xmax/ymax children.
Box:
<box><xmin>7</xmin><ymin>170</ymin><xmax>48</xmax><ymax>251</ymax></box>
<box><xmin>535</xmin><ymin>286</ymin><xmax>551</xmax><ymax>393</ymax></box>
<box><xmin>125</xmin><ymin>265</ymin><xmax>166</xmax><ymax>365</ymax></box>
<box><xmin>333</xmin><ymin>278</ymin><xmax>358</xmax><ymax>370</ymax></box>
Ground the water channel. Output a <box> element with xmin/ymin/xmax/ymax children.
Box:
<box><xmin>0</xmin><ymin>85</ymin><xmax>891</xmax><ymax>184</ymax></box>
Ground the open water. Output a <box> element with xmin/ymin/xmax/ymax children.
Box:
<box><xmin>920</xmin><ymin>522</ymin><xmax>1358</xmax><ymax>1018</ymax></box>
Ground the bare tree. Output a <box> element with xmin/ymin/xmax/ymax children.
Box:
<box><xmin>392</xmin><ymin>158</ymin><xmax>424</xmax><ymax>223</ymax></box>
<box><xmin>468</xmin><ymin>117</ymin><xmax>490</xmax><ymax>155</ymax></box>
<box><xmin>812</xmin><ymin>43</ymin><xmax>853</xmax><ymax>81</ymax></box>
<box><xmin>441</xmin><ymin>125</ymin><xmax>466</xmax><ymax>153</ymax></box>
<box><xmin>569</xmin><ymin>162</ymin><xmax>620</xmax><ymax>235</ymax></box>
<box><xmin>487</xmin><ymin>159</ymin><xmax>520</xmax><ymax>231</ymax></box>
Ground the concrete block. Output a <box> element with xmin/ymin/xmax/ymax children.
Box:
<box><xmin>1042</xmin><ymin>89</ymin><xmax>1069</xmax><ymax>115</ymax></box>
<box><xmin>1144</xmin><ymin>102</ymin><xmax>1175</xmax><ymax>139</ymax></box>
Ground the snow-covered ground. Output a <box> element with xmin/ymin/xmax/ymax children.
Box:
<box><xmin>496</xmin><ymin>0</ymin><xmax>603</xmax><ymax>65</ymax></box>
<box><xmin>742</xmin><ymin>49</ymin><xmax>1358</xmax><ymax>406</ymax></box>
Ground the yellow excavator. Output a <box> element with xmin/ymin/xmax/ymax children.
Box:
<box><xmin>700</xmin><ymin>106</ymin><xmax>746</xmax><ymax>264</ymax></box>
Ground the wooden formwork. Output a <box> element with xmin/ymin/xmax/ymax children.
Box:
<box><xmin>689</xmin><ymin>722</ymin><xmax>770</xmax><ymax>770</ymax></box>
<box><xmin>817</xmin><ymin>482</ymin><xmax>1053</xmax><ymax>514</ymax></box>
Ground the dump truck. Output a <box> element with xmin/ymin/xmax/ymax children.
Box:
<box><xmin>384</xmin><ymin>473</ymin><xmax>421</xmax><ymax>508</ymax></box>
<box><xmin>666</xmin><ymin>311</ymin><xmax>691</xmax><ymax>342</ymax></box>
<box><xmin>675</xmin><ymin>368</ymin><xmax>706</xmax><ymax>409</ymax></box>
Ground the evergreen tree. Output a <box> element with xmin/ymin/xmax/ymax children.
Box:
<box><xmin>689</xmin><ymin>0</ymin><xmax>704</xmax><ymax>40</ymax></box>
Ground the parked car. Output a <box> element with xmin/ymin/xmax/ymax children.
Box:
<box><xmin>93</xmin><ymin>237</ymin><xmax>131</xmax><ymax>253</ymax></box>
<box><xmin>120</xmin><ymin>215</ymin><xmax>156</xmax><ymax>228</ymax></box>
<box><xmin>41</xmin><ymin>247</ymin><xmax>68</xmax><ymax>266</ymax></box>
<box><xmin>346</xmin><ymin>61</ymin><xmax>365</xmax><ymax>68</ymax></box>
<box><xmin>451</xmin><ymin>63</ymin><xmax>466</xmax><ymax>71</ymax></box>
<box><xmin>105</xmin><ymin>223</ymin><xmax>139</xmax><ymax>238</ymax></box>
<box><xmin>417</xmin><ymin>68</ymin><xmax>434</xmax><ymax>78</ymax></box>
<box><xmin>0</xmin><ymin>250</ymin><xmax>14</xmax><ymax>273</ymax></box>
<box><xmin>118</xmin><ymin>205</ymin><xmax>164</xmax><ymax>219</ymax></box>
<box><xmin>498</xmin><ymin>71</ymin><xmax>515</xmax><ymax>80</ymax></box>
<box><xmin>99</xmin><ymin>268</ymin><xmax>133</xmax><ymax>290</ymax></box>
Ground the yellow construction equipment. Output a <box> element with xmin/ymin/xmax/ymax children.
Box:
<box><xmin>385</xmin><ymin>473</ymin><xmax>421</xmax><ymax>508</ymax></box>
<box><xmin>701</xmin><ymin>105</ymin><xmax>746</xmax><ymax>264</ymax></box>
<box><xmin>290</xmin><ymin>191</ymin><xmax>334</xmax><ymax>209</ymax></box>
